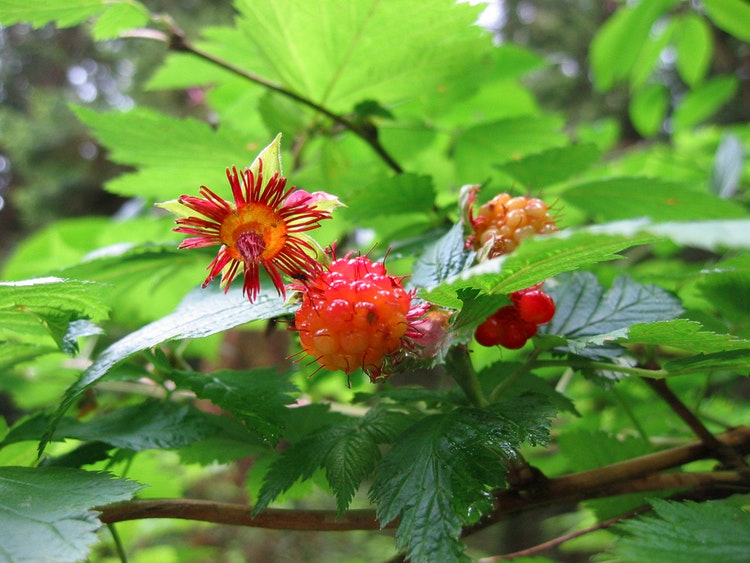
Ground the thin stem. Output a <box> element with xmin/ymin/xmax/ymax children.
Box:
<box><xmin>530</xmin><ymin>359</ymin><xmax>669</xmax><ymax>379</ymax></box>
<box><xmin>108</xmin><ymin>524</ymin><xmax>128</xmax><ymax>563</ymax></box>
<box><xmin>126</xmin><ymin>22</ymin><xmax>404</xmax><ymax>173</ymax></box>
<box><xmin>444</xmin><ymin>345</ymin><xmax>489</xmax><ymax>407</ymax></box>
<box><xmin>489</xmin><ymin>349</ymin><xmax>541</xmax><ymax>403</ymax></box>
<box><xmin>643</xmin><ymin>378</ymin><xmax>749</xmax><ymax>469</ymax></box>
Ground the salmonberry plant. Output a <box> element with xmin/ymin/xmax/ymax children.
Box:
<box><xmin>1</xmin><ymin>1</ymin><xmax>749</xmax><ymax>562</ymax></box>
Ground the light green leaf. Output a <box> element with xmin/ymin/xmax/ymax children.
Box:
<box><xmin>613</xmin><ymin>496</ymin><xmax>750</xmax><ymax>562</ymax></box>
<box><xmin>702</xmin><ymin>0</ymin><xmax>750</xmax><ymax>42</ymax></box>
<box><xmin>622</xmin><ymin>319</ymin><xmax>750</xmax><ymax>354</ymax></box>
<box><xmin>589</xmin><ymin>0</ymin><xmax>677</xmax><ymax>91</ymax></box>
<box><xmin>91</xmin><ymin>0</ymin><xmax>149</xmax><ymax>40</ymax></box>
<box><xmin>629</xmin><ymin>18</ymin><xmax>675</xmax><ymax>90</ymax></box>
<box><xmin>673</xmin><ymin>75</ymin><xmax>739</xmax><ymax>131</ymax></box>
<box><xmin>629</xmin><ymin>84</ymin><xmax>669</xmax><ymax>138</ymax></box>
<box><xmin>0</xmin><ymin>0</ymin><xmax>107</xmax><ymax>28</ymax></box>
<box><xmin>233</xmin><ymin>0</ymin><xmax>487</xmax><ymax>112</ymax></box>
<box><xmin>497</xmin><ymin>144</ymin><xmax>601</xmax><ymax>188</ymax></box>
<box><xmin>72</xmin><ymin>106</ymin><xmax>258</xmax><ymax>199</ymax></box>
<box><xmin>0</xmin><ymin>466</ymin><xmax>142</xmax><ymax>563</ymax></box>
<box><xmin>345</xmin><ymin>174</ymin><xmax>436</xmax><ymax>222</ymax></box>
<box><xmin>563</xmin><ymin>177</ymin><xmax>747</xmax><ymax>222</ymax></box>
<box><xmin>674</xmin><ymin>14</ymin><xmax>713</xmax><ymax>87</ymax></box>
<box><xmin>645</xmin><ymin>219</ymin><xmax>750</xmax><ymax>250</ymax></box>
<box><xmin>425</xmin><ymin>229</ymin><xmax>654</xmax><ymax>308</ymax></box>
<box><xmin>453</xmin><ymin>116</ymin><xmax>568</xmax><ymax>182</ymax></box>
<box><xmin>41</xmin><ymin>287</ymin><xmax>295</xmax><ymax>456</ymax></box>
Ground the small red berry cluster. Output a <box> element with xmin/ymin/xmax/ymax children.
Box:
<box><xmin>474</xmin><ymin>284</ymin><xmax>555</xmax><ymax>349</ymax></box>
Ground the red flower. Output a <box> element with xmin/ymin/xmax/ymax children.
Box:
<box><xmin>174</xmin><ymin>160</ymin><xmax>335</xmax><ymax>302</ymax></box>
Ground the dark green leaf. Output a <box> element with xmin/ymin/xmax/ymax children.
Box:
<box><xmin>613</xmin><ymin>496</ymin><xmax>750</xmax><ymax>562</ymax></box>
<box><xmin>170</xmin><ymin>368</ymin><xmax>299</xmax><ymax>446</ymax></box>
<box><xmin>711</xmin><ymin>134</ymin><xmax>745</xmax><ymax>199</ymax></box>
<box><xmin>702</xmin><ymin>0</ymin><xmax>750</xmax><ymax>42</ymax></box>
<box><xmin>41</xmin><ymin>287</ymin><xmax>294</xmax><ymax>456</ymax></box>
<box><xmin>563</xmin><ymin>177</ymin><xmax>747</xmax><ymax>222</ymax></box>
<box><xmin>497</xmin><ymin>144</ymin><xmax>601</xmax><ymax>188</ymax></box>
<box><xmin>542</xmin><ymin>272</ymin><xmax>683</xmax><ymax>354</ymax></box>
<box><xmin>370</xmin><ymin>399</ymin><xmax>553</xmax><ymax>563</ymax></box>
<box><xmin>0</xmin><ymin>466</ymin><xmax>142</xmax><ymax>563</ymax></box>
<box><xmin>663</xmin><ymin>349</ymin><xmax>750</xmax><ymax>373</ymax></box>
<box><xmin>451</xmin><ymin>288</ymin><xmax>510</xmax><ymax>333</ymax></box>
<box><xmin>411</xmin><ymin>222</ymin><xmax>475</xmax><ymax>290</ymax></box>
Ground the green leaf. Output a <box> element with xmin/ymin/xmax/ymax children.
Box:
<box><xmin>0</xmin><ymin>0</ymin><xmax>107</xmax><ymax>28</ymax></box>
<box><xmin>645</xmin><ymin>219</ymin><xmax>750</xmax><ymax>251</ymax></box>
<box><xmin>542</xmin><ymin>272</ymin><xmax>683</xmax><ymax>353</ymax></box>
<box><xmin>425</xmin><ymin>229</ymin><xmax>654</xmax><ymax>308</ymax></box>
<box><xmin>254</xmin><ymin>407</ymin><xmax>411</xmax><ymax>515</ymax></box>
<box><xmin>674</xmin><ymin>14</ymin><xmax>713</xmax><ymax>87</ymax></box>
<box><xmin>170</xmin><ymin>368</ymin><xmax>298</xmax><ymax>446</ymax></box>
<box><xmin>663</xmin><ymin>349</ymin><xmax>750</xmax><ymax>373</ymax></box>
<box><xmin>497</xmin><ymin>144</ymin><xmax>601</xmax><ymax>188</ymax></box>
<box><xmin>711</xmin><ymin>134</ymin><xmax>745</xmax><ymax>198</ymax></box>
<box><xmin>91</xmin><ymin>1</ymin><xmax>150</xmax><ymax>40</ymax></box>
<box><xmin>451</xmin><ymin>288</ymin><xmax>510</xmax><ymax>333</ymax></box>
<box><xmin>629</xmin><ymin>84</ymin><xmax>669</xmax><ymax>138</ymax></box>
<box><xmin>0</xmin><ymin>466</ymin><xmax>142</xmax><ymax>563</ymax></box>
<box><xmin>370</xmin><ymin>399</ymin><xmax>553</xmax><ymax>563</ymax></box>
<box><xmin>629</xmin><ymin>19</ymin><xmax>675</xmax><ymax>89</ymax></box>
<box><xmin>589</xmin><ymin>0</ymin><xmax>677</xmax><ymax>91</ymax></box>
<box><xmin>72</xmin><ymin>106</ymin><xmax>258</xmax><ymax>199</ymax></box>
<box><xmin>673</xmin><ymin>75</ymin><xmax>740</xmax><ymax>131</ymax></box>
<box><xmin>702</xmin><ymin>0</ymin><xmax>750</xmax><ymax>42</ymax></box>
<box><xmin>563</xmin><ymin>177</ymin><xmax>748</xmax><ymax>221</ymax></box>
<box><xmin>621</xmin><ymin>319</ymin><xmax>750</xmax><ymax>355</ymax></box>
<box><xmin>233</xmin><ymin>0</ymin><xmax>487</xmax><ymax>112</ymax></box>
<box><xmin>613</xmin><ymin>496</ymin><xmax>750</xmax><ymax>562</ymax></box>
<box><xmin>41</xmin><ymin>287</ymin><xmax>295</xmax><ymax>456</ymax></box>
<box><xmin>698</xmin><ymin>255</ymin><xmax>750</xmax><ymax>324</ymax></box>
<box><xmin>411</xmin><ymin>223</ymin><xmax>475</xmax><ymax>290</ymax></box>
<box><xmin>345</xmin><ymin>174</ymin><xmax>436</xmax><ymax>222</ymax></box>
<box><xmin>453</xmin><ymin>116</ymin><xmax>568</xmax><ymax>182</ymax></box>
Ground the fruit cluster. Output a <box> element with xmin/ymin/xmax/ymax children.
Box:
<box><xmin>474</xmin><ymin>285</ymin><xmax>555</xmax><ymax>349</ymax></box>
<box><xmin>470</xmin><ymin>193</ymin><xmax>557</xmax><ymax>258</ymax></box>
<box><xmin>294</xmin><ymin>254</ymin><xmax>420</xmax><ymax>381</ymax></box>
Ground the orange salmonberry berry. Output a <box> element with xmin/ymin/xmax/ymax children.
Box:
<box><xmin>470</xmin><ymin>193</ymin><xmax>557</xmax><ymax>258</ymax></box>
<box><xmin>294</xmin><ymin>254</ymin><xmax>424</xmax><ymax>382</ymax></box>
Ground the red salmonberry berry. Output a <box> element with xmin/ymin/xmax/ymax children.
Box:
<box><xmin>515</xmin><ymin>289</ymin><xmax>556</xmax><ymax>324</ymax></box>
<box><xmin>474</xmin><ymin>314</ymin><xmax>503</xmax><ymax>347</ymax></box>
<box><xmin>294</xmin><ymin>254</ymin><xmax>424</xmax><ymax>381</ymax></box>
<box><xmin>469</xmin><ymin>193</ymin><xmax>557</xmax><ymax>258</ymax></box>
<box><xmin>475</xmin><ymin>305</ymin><xmax>538</xmax><ymax>349</ymax></box>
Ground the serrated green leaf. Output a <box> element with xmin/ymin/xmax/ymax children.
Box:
<box><xmin>451</xmin><ymin>288</ymin><xmax>510</xmax><ymax>333</ymax></box>
<box><xmin>0</xmin><ymin>0</ymin><xmax>106</xmax><ymax>28</ymax></box>
<box><xmin>425</xmin><ymin>229</ymin><xmax>654</xmax><ymax>308</ymax></box>
<box><xmin>711</xmin><ymin>134</ymin><xmax>745</xmax><ymax>199</ymax></box>
<box><xmin>702</xmin><ymin>0</ymin><xmax>750</xmax><ymax>42</ymax></box>
<box><xmin>41</xmin><ymin>287</ymin><xmax>294</xmax><ymax>456</ymax></box>
<box><xmin>453</xmin><ymin>116</ymin><xmax>568</xmax><ymax>182</ymax></box>
<box><xmin>479</xmin><ymin>364</ymin><xmax>578</xmax><ymax>415</ymax></box>
<box><xmin>497</xmin><ymin>143</ymin><xmax>601</xmax><ymax>188</ymax></box>
<box><xmin>674</xmin><ymin>14</ymin><xmax>713</xmax><ymax>87</ymax></box>
<box><xmin>345</xmin><ymin>174</ymin><xmax>436</xmax><ymax>222</ymax></box>
<box><xmin>613</xmin><ymin>496</ymin><xmax>750</xmax><ymax>562</ymax></box>
<box><xmin>370</xmin><ymin>399</ymin><xmax>553</xmax><ymax>563</ymax></box>
<box><xmin>663</xmin><ymin>349</ymin><xmax>750</xmax><ymax>373</ymax></box>
<box><xmin>72</xmin><ymin>106</ymin><xmax>258</xmax><ymax>199</ymax></box>
<box><xmin>0</xmin><ymin>466</ymin><xmax>142</xmax><ymax>563</ymax></box>
<box><xmin>170</xmin><ymin>368</ymin><xmax>298</xmax><ymax>446</ymax></box>
<box><xmin>91</xmin><ymin>1</ymin><xmax>149</xmax><ymax>41</ymax></box>
<box><xmin>629</xmin><ymin>84</ymin><xmax>669</xmax><ymax>138</ymax></box>
<box><xmin>541</xmin><ymin>272</ymin><xmax>683</xmax><ymax>358</ymax></box>
<box><xmin>673</xmin><ymin>75</ymin><xmax>739</xmax><ymax>131</ymax></box>
<box><xmin>589</xmin><ymin>0</ymin><xmax>677</xmax><ymax>91</ymax></box>
<box><xmin>233</xmin><ymin>0</ymin><xmax>487</xmax><ymax>112</ymax></box>
<box><xmin>411</xmin><ymin>222</ymin><xmax>475</xmax><ymax>290</ymax></box>
<box><xmin>622</xmin><ymin>320</ymin><xmax>750</xmax><ymax>355</ymax></box>
<box><xmin>563</xmin><ymin>177</ymin><xmax>747</xmax><ymax>221</ymax></box>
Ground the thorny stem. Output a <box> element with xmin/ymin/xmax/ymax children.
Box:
<box><xmin>445</xmin><ymin>345</ymin><xmax>489</xmax><ymax>407</ymax></box>
<box><xmin>123</xmin><ymin>21</ymin><xmax>404</xmax><ymax>174</ymax></box>
<box><xmin>97</xmin><ymin>426</ymin><xmax>750</xmax><ymax>530</ymax></box>
<box><xmin>643</xmin><ymin>378</ymin><xmax>749</xmax><ymax>469</ymax></box>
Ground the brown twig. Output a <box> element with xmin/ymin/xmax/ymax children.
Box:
<box><xmin>97</xmin><ymin>426</ymin><xmax>750</xmax><ymax>530</ymax></box>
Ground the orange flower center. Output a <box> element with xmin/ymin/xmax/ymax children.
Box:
<box><xmin>221</xmin><ymin>202</ymin><xmax>288</xmax><ymax>263</ymax></box>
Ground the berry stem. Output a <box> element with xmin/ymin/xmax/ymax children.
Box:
<box><xmin>445</xmin><ymin>346</ymin><xmax>489</xmax><ymax>408</ymax></box>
